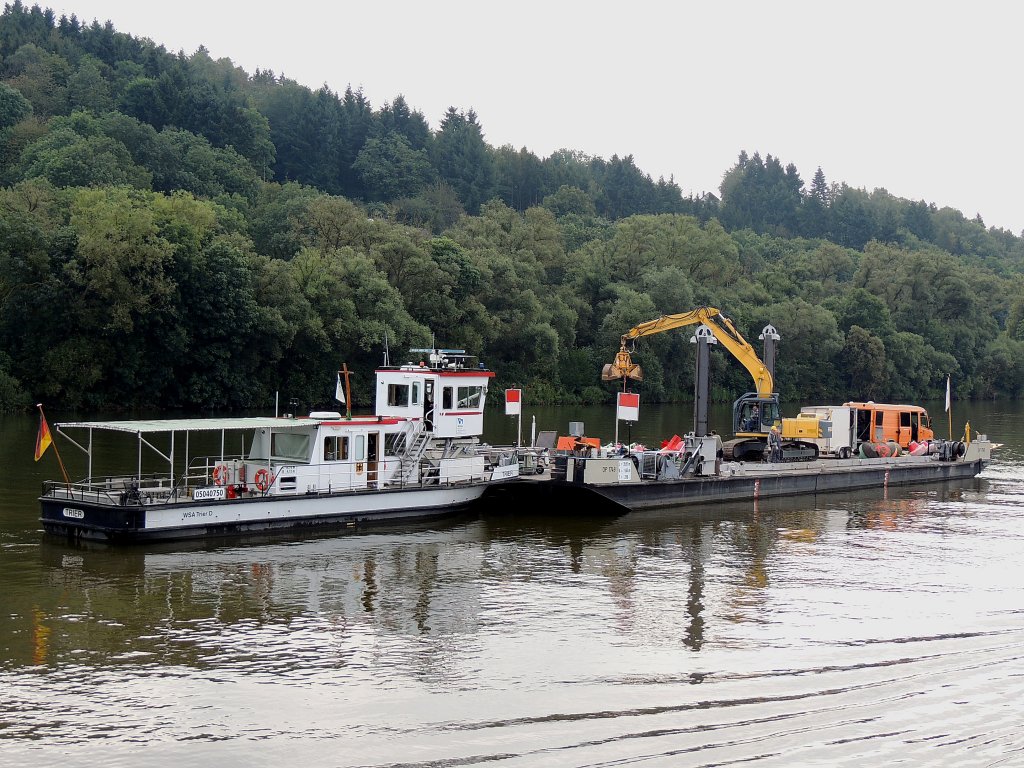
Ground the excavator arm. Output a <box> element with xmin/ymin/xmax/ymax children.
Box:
<box><xmin>602</xmin><ymin>307</ymin><xmax>775</xmax><ymax>398</ymax></box>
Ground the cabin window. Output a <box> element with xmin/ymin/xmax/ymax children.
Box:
<box><xmin>271</xmin><ymin>432</ymin><xmax>311</xmax><ymax>461</ymax></box>
<box><xmin>900</xmin><ymin>412</ymin><xmax>912</xmax><ymax>428</ymax></box>
<box><xmin>442</xmin><ymin>386</ymin><xmax>453</xmax><ymax>410</ymax></box>
<box><xmin>412</xmin><ymin>382</ymin><xmax>421</xmax><ymax>405</ymax></box>
<box><xmin>355</xmin><ymin>434</ymin><xmax>366</xmax><ymax>461</ymax></box>
<box><xmin>323</xmin><ymin>435</ymin><xmax>349</xmax><ymax>461</ymax></box>
<box><xmin>456</xmin><ymin>386</ymin><xmax>483</xmax><ymax>409</ymax></box>
<box><xmin>388</xmin><ymin>383</ymin><xmax>410</xmax><ymax>407</ymax></box>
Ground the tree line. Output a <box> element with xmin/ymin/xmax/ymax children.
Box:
<box><xmin>1</xmin><ymin>2</ymin><xmax>1022</xmax><ymax>414</ymax></box>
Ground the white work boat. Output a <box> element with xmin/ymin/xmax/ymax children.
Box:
<box><xmin>40</xmin><ymin>350</ymin><xmax>520</xmax><ymax>543</ymax></box>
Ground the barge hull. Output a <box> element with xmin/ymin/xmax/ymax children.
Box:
<box><xmin>515</xmin><ymin>457</ymin><xmax>985</xmax><ymax>512</ymax></box>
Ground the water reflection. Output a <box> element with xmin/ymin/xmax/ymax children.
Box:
<box><xmin>3</xmin><ymin>476</ymin><xmax>1022</xmax><ymax>765</ymax></box>
<box><xmin>7</xmin><ymin>473</ymin><xmax>991</xmax><ymax>683</ymax></box>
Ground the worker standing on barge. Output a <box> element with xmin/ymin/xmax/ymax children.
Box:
<box><xmin>768</xmin><ymin>424</ymin><xmax>782</xmax><ymax>463</ymax></box>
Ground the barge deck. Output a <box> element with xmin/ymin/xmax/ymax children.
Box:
<box><xmin>489</xmin><ymin>438</ymin><xmax>991</xmax><ymax>513</ymax></box>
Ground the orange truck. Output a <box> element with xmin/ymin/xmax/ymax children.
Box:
<box><xmin>843</xmin><ymin>402</ymin><xmax>934</xmax><ymax>448</ymax></box>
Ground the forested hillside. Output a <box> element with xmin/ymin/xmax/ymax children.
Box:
<box><xmin>1</xmin><ymin>2</ymin><xmax>1023</xmax><ymax>413</ymax></box>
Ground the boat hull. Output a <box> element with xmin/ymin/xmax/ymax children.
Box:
<box><xmin>40</xmin><ymin>484</ymin><xmax>486</xmax><ymax>543</ymax></box>
<box><xmin>498</xmin><ymin>456</ymin><xmax>986</xmax><ymax>513</ymax></box>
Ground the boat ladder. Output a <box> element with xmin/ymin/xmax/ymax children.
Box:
<box><xmin>400</xmin><ymin>428</ymin><xmax>433</xmax><ymax>484</ymax></box>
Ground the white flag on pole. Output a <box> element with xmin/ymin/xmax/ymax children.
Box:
<box><xmin>335</xmin><ymin>373</ymin><xmax>345</xmax><ymax>404</ymax></box>
<box><xmin>945</xmin><ymin>375</ymin><xmax>950</xmax><ymax>412</ymax></box>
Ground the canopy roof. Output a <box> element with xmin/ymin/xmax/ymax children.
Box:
<box><xmin>55</xmin><ymin>417</ymin><xmax>322</xmax><ymax>435</ymax></box>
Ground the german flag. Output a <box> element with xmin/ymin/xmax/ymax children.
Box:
<box><xmin>34</xmin><ymin>406</ymin><xmax>53</xmax><ymax>462</ymax></box>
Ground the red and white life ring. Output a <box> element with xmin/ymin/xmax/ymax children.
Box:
<box><xmin>212</xmin><ymin>464</ymin><xmax>229</xmax><ymax>486</ymax></box>
<box><xmin>254</xmin><ymin>468</ymin><xmax>273</xmax><ymax>492</ymax></box>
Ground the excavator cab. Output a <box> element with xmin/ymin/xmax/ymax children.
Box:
<box><xmin>733</xmin><ymin>393</ymin><xmax>781</xmax><ymax>437</ymax></box>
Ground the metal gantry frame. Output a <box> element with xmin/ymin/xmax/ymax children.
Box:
<box><xmin>55</xmin><ymin>425</ymin><xmax>215</xmax><ymax>488</ymax></box>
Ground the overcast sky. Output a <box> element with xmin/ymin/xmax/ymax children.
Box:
<box><xmin>45</xmin><ymin>1</ymin><xmax>1024</xmax><ymax>234</ymax></box>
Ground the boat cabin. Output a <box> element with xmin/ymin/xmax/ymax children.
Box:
<box><xmin>374</xmin><ymin>348</ymin><xmax>492</xmax><ymax>438</ymax></box>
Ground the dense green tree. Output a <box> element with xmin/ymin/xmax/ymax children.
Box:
<box><xmin>375</xmin><ymin>95</ymin><xmax>431</xmax><ymax>150</ymax></box>
<box><xmin>0</xmin><ymin>81</ymin><xmax>32</xmax><ymax>128</ymax></box>
<box><xmin>337</xmin><ymin>85</ymin><xmax>374</xmax><ymax>198</ymax></box>
<box><xmin>798</xmin><ymin>166</ymin><xmax>830</xmax><ymax>237</ymax></box>
<box><xmin>975</xmin><ymin>336</ymin><xmax>1024</xmax><ymax>399</ymax></box>
<box><xmin>719</xmin><ymin>152</ymin><xmax>802</xmax><ymax>236</ymax></box>
<box><xmin>353</xmin><ymin>132</ymin><xmax>435</xmax><ymax>201</ymax></box>
<box><xmin>593</xmin><ymin>154</ymin><xmax>659</xmax><ymax>219</ymax></box>
<box><xmin>247</xmin><ymin>182</ymin><xmax>322</xmax><ymax>259</ymax></box>
<box><xmin>841</xmin><ymin>325</ymin><xmax>888</xmax><ymax>400</ymax></box>
<box><xmin>542</xmin><ymin>185</ymin><xmax>596</xmax><ymax>218</ymax></box>
<box><xmin>252</xmin><ymin>81</ymin><xmax>347</xmax><ymax>192</ymax></box>
<box><xmin>392</xmin><ymin>181</ymin><xmax>465</xmax><ymax>234</ymax></box>
<box><xmin>0</xmin><ymin>4</ymin><xmax>1023</xmax><ymax>412</ymax></box>
<box><xmin>67</xmin><ymin>55</ymin><xmax>113</xmax><ymax>113</ymax></box>
<box><xmin>2</xmin><ymin>42</ymin><xmax>69</xmax><ymax>116</ymax></box>
<box><xmin>493</xmin><ymin>144</ymin><xmax>547</xmax><ymax>211</ymax></box>
<box><xmin>829</xmin><ymin>185</ymin><xmax>874</xmax><ymax>249</ymax></box>
<box><xmin>431</xmin><ymin>107</ymin><xmax>495</xmax><ymax>215</ymax></box>
<box><xmin>16</xmin><ymin>120</ymin><xmax>152</xmax><ymax>188</ymax></box>
<box><xmin>829</xmin><ymin>287</ymin><xmax>894</xmax><ymax>337</ymax></box>
<box><xmin>884</xmin><ymin>331</ymin><xmax>955</xmax><ymax>401</ymax></box>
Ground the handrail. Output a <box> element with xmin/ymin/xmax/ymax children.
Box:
<box><xmin>41</xmin><ymin>449</ymin><xmax>502</xmax><ymax>507</ymax></box>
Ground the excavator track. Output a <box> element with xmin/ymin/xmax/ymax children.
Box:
<box><xmin>723</xmin><ymin>438</ymin><xmax>819</xmax><ymax>462</ymax></box>
<box><xmin>722</xmin><ymin>438</ymin><xmax>766</xmax><ymax>462</ymax></box>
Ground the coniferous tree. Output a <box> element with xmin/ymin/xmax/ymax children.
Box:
<box><xmin>798</xmin><ymin>166</ymin><xmax>830</xmax><ymax>238</ymax></box>
<box><xmin>432</xmin><ymin>107</ymin><xmax>495</xmax><ymax>215</ymax></box>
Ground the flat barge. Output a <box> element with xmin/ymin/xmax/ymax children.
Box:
<box><xmin>492</xmin><ymin>437</ymin><xmax>991</xmax><ymax>512</ymax></box>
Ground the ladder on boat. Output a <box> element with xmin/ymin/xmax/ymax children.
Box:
<box><xmin>400</xmin><ymin>427</ymin><xmax>433</xmax><ymax>484</ymax></box>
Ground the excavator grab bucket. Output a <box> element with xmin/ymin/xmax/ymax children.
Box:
<box><xmin>602</xmin><ymin>349</ymin><xmax>643</xmax><ymax>381</ymax></box>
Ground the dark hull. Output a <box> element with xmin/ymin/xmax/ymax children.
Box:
<box><xmin>495</xmin><ymin>458</ymin><xmax>986</xmax><ymax>513</ymax></box>
<box><xmin>40</xmin><ymin>486</ymin><xmax>482</xmax><ymax>544</ymax></box>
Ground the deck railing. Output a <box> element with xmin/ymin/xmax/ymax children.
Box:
<box><xmin>42</xmin><ymin>451</ymin><xmax>505</xmax><ymax>507</ymax></box>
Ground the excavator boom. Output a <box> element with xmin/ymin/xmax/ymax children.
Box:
<box><xmin>603</xmin><ymin>306</ymin><xmax>821</xmax><ymax>461</ymax></box>
<box><xmin>603</xmin><ymin>307</ymin><xmax>774</xmax><ymax>398</ymax></box>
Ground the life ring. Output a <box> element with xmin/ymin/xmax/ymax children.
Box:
<box><xmin>255</xmin><ymin>468</ymin><xmax>273</xmax><ymax>492</ymax></box>
<box><xmin>212</xmin><ymin>463</ymin><xmax>229</xmax><ymax>486</ymax></box>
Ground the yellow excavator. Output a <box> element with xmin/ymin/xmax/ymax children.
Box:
<box><xmin>602</xmin><ymin>306</ymin><xmax>821</xmax><ymax>461</ymax></box>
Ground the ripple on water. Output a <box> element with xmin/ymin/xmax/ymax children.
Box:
<box><xmin>2</xmin><ymin>475</ymin><xmax>1023</xmax><ymax>767</ymax></box>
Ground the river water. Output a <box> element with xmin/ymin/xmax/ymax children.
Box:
<box><xmin>1</xmin><ymin>401</ymin><xmax>1023</xmax><ymax>766</ymax></box>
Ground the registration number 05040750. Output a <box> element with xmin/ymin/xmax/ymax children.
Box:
<box><xmin>193</xmin><ymin>487</ymin><xmax>226</xmax><ymax>501</ymax></box>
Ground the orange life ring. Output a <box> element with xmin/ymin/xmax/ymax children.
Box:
<box><xmin>212</xmin><ymin>464</ymin><xmax>228</xmax><ymax>486</ymax></box>
<box><xmin>255</xmin><ymin>468</ymin><xmax>273</xmax><ymax>492</ymax></box>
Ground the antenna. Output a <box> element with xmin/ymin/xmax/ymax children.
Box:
<box><xmin>383</xmin><ymin>329</ymin><xmax>390</xmax><ymax>367</ymax></box>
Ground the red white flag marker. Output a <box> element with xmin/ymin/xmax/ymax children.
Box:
<box><xmin>505</xmin><ymin>388</ymin><xmax>521</xmax><ymax>416</ymax></box>
<box><xmin>617</xmin><ymin>391</ymin><xmax>639</xmax><ymax>422</ymax></box>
